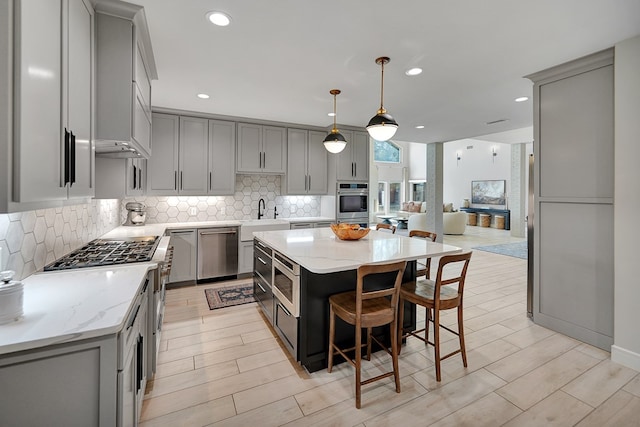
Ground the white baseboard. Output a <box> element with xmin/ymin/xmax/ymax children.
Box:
<box><xmin>611</xmin><ymin>345</ymin><xmax>640</xmax><ymax>372</ymax></box>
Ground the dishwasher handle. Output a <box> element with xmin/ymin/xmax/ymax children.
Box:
<box><xmin>199</xmin><ymin>229</ymin><xmax>237</xmax><ymax>236</ymax></box>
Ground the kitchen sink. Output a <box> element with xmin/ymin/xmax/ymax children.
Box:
<box><xmin>240</xmin><ymin>219</ymin><xmax>290</xmax><ymax>241</ymax></box>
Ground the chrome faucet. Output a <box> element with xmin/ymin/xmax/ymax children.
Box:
<box><xmin>257</xmin><ymin>198</ymin><xmax>266</xmax><ymax>219</ymax></box>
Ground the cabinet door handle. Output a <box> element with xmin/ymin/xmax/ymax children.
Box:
<box><xmin>351</xmin><ymin>162</ymin><xmax>354</xmax><ymax>177</ymax></box>
<box><xmin>308</xmin><ymin>175</ymin><xmax>311</xmax><ymax>191</ymax></box>
<box><xmin>257</xmin><ymin>256</ymin><xmax>267</xmax><ymax>265</ymax></box>
<box><xmin>263</xmin><ymin>152</ymin><xmax>266</xmax><ymax>168</ymax></box>
<box><xmin>133</xmin><ymin>164</ymin><xmax>137</xmax><ymax>189</ymax></box>
<box><xmin>180</xmin><ymin>171</ymin><xmax>183</xmax><ymax>190</ymax></box>
<box><xmin>126</xmin><ymin>304</ymin><xmax>141</xmax><ymax>330</ymax></box>
<box><xmin>138</xmin><ymin>167</ymin><xmax>142</xmax><ymax>190</ymax></box>
<box><xmin>63</xmin><ymin>128</ymin><xmax>70</xmax><ymax>186</ymax></box>
<box><xmin>209</xmin><ymin>172</ymin><xmax>212</xmax><ymax>190</ymax></box>
<box><xmin>353</xmin><ymin>162</ymin><xmax>356</xmax><ymax>178</ymax></box>
<box><xmin>70</xmin><ymin>132</ymin><xmax>76</xmax><ymax>186</ymax></box>
<box><xmin>278</xmin><ymin>303</ymin><xmax>292</xmax><ymax>317</ymax></box>
<box><xmin>256</xmin><ymin>282</ymin><xmax>266</xmax><ymax>293</ymax></box>
<box><xmin>174</xmin><ymin>171</ymin><xmax>177</xmax><ymax>191</ymax></box>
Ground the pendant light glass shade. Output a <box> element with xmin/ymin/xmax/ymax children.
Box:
<box><xmin>324</xmin><ymin>89</ymin><xmax>347</xmax><ymax>153</ymax></box>
<box><xmin>366</xmin><ymin>57</ymin><xmax>398</xmax><ymax>141</ymax></box>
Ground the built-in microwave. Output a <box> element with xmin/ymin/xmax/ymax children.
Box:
<box><xmin>336</xmin><ymin>182</ymin><xmax>369</xmax><ymax>222</ymax></box>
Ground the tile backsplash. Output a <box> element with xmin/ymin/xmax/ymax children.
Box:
<box><xmin>0</xmin><ymin>200</ymin><xmax>121</xmax><ymax>280</ymax></box>
<box><xmin>0</xmin><ymin>175</ymin><xmax>324</xmax><ymax>281</ymax></box>
<box><xmin>122</xmin><ymin>175</ymin><xmax>321</xmax><ymax>223</ymax></box>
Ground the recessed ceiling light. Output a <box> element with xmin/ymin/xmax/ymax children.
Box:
<box><xmin>197</xmin><ymin>93</ymin><xmax>210</xmax><ymax>99</ymax></box>
<box><xmin>515</xmin><ymin>96</ymin><xmax>529</xmax><ymax>102</ymax></box>
<box><xmin>415</xmin><ymin>125</ymin><xmax>425</xmax><ymax>129</ymax></box>
<box><xmin>206</xmin><ymin>11</ymin><xmax>231</xmax><ymax>26</ymax></box>
<box><xmin>405</xmin><ymin>67</ymin><xmax>423</xmax><ymax>76</ymax></box>
<box><xmin>327</xmin><ymin>112</ymin><xmax>336</xmax><ymax>117</ymax></box>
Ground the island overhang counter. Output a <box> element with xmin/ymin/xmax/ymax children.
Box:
<box><xmin>252</xmin><ymin>228</ymin><xmax>462</xmax><ymax>372</ymax></box>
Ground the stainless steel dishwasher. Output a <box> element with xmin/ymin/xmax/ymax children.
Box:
<box><xmin>197</xmin><ymin>227</ymin><xmax>239</xmax><ymax>280</ymax></box>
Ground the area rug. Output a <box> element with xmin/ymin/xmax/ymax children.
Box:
<box><xmin>204</xmin><ymin>282</ymin><xmax>254</xmax><ymax>310</ymax></box>
<box><xmin>473</xmin><ymin>241</ymin><xmax>527</xmax><ymax>259</ymax></box>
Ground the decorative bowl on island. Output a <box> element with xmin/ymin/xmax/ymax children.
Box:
<box><xmin>330</xmin><ymin>223</ymin><xmax>370</xmax><ymax>241</ymax></box>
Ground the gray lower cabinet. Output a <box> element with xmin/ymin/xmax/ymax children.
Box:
<box><xmin>0</xmin><ymin>271</ymin><xmax>152</xmax><ymax>426</ymax></box>
<box><xmin>168</xmin><ymin>229</ymin><xmax>197</xmax><ymax>284</ymax></box>
<box><xmin>238</xmin><ymin>240</ymin><xmax>254</xmax><ymax>275</ymax></box>
<box><xmin>0</xmin><ymin>336</ymin><xmax>118</xmax><ymax>426</ymax></box>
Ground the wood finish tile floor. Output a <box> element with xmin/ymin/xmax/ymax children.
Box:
<box><xmin>141</xmin><ymin>228</ymin><xmax>640</xmax><ymax>426</ymax></box>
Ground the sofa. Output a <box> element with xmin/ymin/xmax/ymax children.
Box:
<box><xmin>396</xmin><ymin>201</ymin><xmax>427</xmax><ymax>218</ymax></box>
<box><xmin>407</xmin><ymin>211</ymin><xmax>467</xmax><ymax>235</ymax></box>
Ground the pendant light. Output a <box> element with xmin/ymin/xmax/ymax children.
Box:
<box><xmin>323</xmin><ymin>89</ymin><xmax>347</xmax><ymax>154</ymax></box>
<box><xmin>366</xmin><ymin>56</ymin><xmax>398</xmax><ymax>141</ymax></box>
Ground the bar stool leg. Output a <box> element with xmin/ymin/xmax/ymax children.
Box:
<box><xmin>458</xmin><ymin>304</ymin><xmax>468</xmax><ymax>367</ymax></box>
<box><xmin>397</xmin><ymin>298</ymin><xmax>405</xmax><ymax>355</ymax></box>
<box><xmin>433</xmin><ymin>307</ymin><xmax>441</xmax><ymax>382</ymax></box>
<box><xmin>327</xmin><ymin>305</ymin><xmax>335</xmax><ymax>373</ymax></box>
<box><xmin>390</xmin><ymin>319</ymin><xmax>401</xmax><ymax>393</ymax></box>
<box><xmin>355</xmin><ymin>325</ymin><xmax>362</xmax><ymax>409</ymax></box>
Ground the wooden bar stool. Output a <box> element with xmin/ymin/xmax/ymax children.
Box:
<box><xmin>398</xmin><ymin>252</ymin><xmax>472</xmax><ymax>381</ymax></box>
<box><xmin>327</xmin><ymin>260</ymin><xmax>407</xmax><ymax>409</ymax></box>
<box><xmin>408</xmin><ymin>230</ymin><xmax>437</xmax><ymax>279</ymax></box>
<box><xmin>376</xmin><ymin>223</ymin><xmax>396</xmax><ymax>233</ymax></box>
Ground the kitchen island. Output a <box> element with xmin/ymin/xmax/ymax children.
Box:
<box><xmin>253</xmin><ymin>227</ymin><xmax>462</xmax><ymax>372</ymax></box>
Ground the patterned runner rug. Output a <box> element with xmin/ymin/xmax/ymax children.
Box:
<box><xmin>204</xmin><ymin>282</ymin><xmax>254</xmax><ymax>310</ymax></box>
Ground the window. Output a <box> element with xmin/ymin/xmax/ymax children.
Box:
<box><xmin>410</xmin><ymin>181</ymin><xmax>426</xmax><ymax>202</ymax></box>
<box><xmin>377</xmin><ymin>182</ymin><xmax>386</xmax><ymax>213</ymax></box>
<box><xmin>377</xmin><ymin>181</ymin><xmax>403</xmax><ymax>214</ymax></box>
<box><xmin>374</xmin><ymin>140</ymin><xmax>401</xmax><ymax>163</ymax></box>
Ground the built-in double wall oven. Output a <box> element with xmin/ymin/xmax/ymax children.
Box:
<box><xmin>336</xmin><ymin>181</ymin><xmax>369</xmax><ymax>227</ymax></box>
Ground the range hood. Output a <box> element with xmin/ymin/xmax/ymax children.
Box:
<box><xmin>95</xmin><ymin>140</ymin><xmax>146</xmax><ymax>158</ymax></box>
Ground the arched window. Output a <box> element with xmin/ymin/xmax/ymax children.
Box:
<box><xmin>374</xmin><ymin>140</ymin><xmax>401</xmax><ymax>163</ymax></box>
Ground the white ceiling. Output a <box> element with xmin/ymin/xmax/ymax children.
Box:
<box><xmin>130</xmin><ymin>0</ymin><xmax>640</xmax><ymax>144</ymax></box>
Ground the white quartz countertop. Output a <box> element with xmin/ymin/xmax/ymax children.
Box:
<box><xmin>0</xmin><ymin>263</ymin><xmax>156</xmax><ymax>355</ymax></box>
<box><xmin>286</xmin><ymin>217</ymin><xmax>334</xmax><ymax>224</ymax></box>
<box><xmin>254</xmin><ymin>228</ymin><xmax>462</xmax><ymax>274</ymax></box>
<box><xmin>102</xmin><ymin>217</ymin><xmax>337</xmax><ymax>240</ymax></box>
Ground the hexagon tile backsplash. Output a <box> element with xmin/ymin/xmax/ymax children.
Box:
<box><xmin>0</xmin><ymin>200</ymin><xmax>121</xmax><ymax>280</ymax></box>
<box><xmin>121</xmin><ymin>175</ymin><xmax>321</xmax><ymax>223</ymax></box>
<box><xmin>0</xmin><ymin>175</ymin><xmax>323</xmax><ymax>280</ymax></box>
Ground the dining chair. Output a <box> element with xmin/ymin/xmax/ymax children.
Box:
<box><xmin>375</xmin><ymin>223</ymin><xmax>396</xmax><ymax>234</ymax></box>
<box><xmin>397</xmin><ymin>251</ymin><xmax>472</xmax><ymax>381</ymax></box>
<box><xmin>408</xmin><ymin>230</ymin><xmax>437</xmax><ymax>279</ymax></box>
<box><xmin>327</xmin><ymin>260</ymin><xmax>407</xmax><ymax>409</ymax></box>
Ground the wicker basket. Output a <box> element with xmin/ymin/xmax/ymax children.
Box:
<box><xmin>479</xmin><ymin>214</ymin><xmax>491</xmax><ymax>227</ymax></box>
<box><xmin>495</xmin><ymin>215</ymin><xmax>505</xmax><ymax>230</ymax></box>
<box><xmin>467</xmin><ymin>213</ymin><xmax>477</xmax><ymax>226</ymax></box>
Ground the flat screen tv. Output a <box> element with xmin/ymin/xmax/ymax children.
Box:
<box><xmin>471</xmin><ymin>180</ymin><xmax>506</xmax><ymax>205</ymax></box>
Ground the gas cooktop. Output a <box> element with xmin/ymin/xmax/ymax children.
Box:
<box><xmin>44</xmin><ymin>236</ymin><xmax>160</xmax><ymax>271</ymax></box>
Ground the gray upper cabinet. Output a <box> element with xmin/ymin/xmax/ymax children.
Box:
<box><xmin>336</xmin><ymin>130</ymin><xmax>369</xmax><ymax>181</ymax></box>
<box><xmin>208</xmin><ymin>120</ymin><xmax>236</xmax><ymax>195</ymax></box>
<box><xmin>179</xmin><ymin>117</ymin><xmax>209</xmax><ymax>195</ymax></box>
<box><xmin>285</xmin><ymin>129</ymin><xmax>327</xmax><ymax>195</ymax></box>
<box><xmin>11</xmin><ymin>0</ymin><xmax>94</xmax><ymax>207</ymax></box>
<box><xmin>94</xmin><ymin>3</ymin><xmax>156</xmax><ymax>158</ymax></box>
<box><xmin>94</xmin><ymin>156</ymin><xmax>145</xmax><ymax>199</ymax></box>
<box><xmin>237</xmin><ymin>123</ymin><xmax>286</xmax><ymax>174</ymax></box>
<box><xmin>147</xmin><ymin>113</ymin><xmax>179</xmax><ymax>195</ymax></box>
<box><xmin>147</xmin><ymin>114</ymin><xmax>236</xmax><ymax>196</ymax></box>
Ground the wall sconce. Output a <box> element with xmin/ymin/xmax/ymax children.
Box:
<box><xmin>456</xmin><ymin>151</ymin><xmax>462</xmax><ymax>165</ymax></box>
<box><xmin>492</xmin><ymin>146</ymin><xmax>498</xmax><ymax>162</ymax></box>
